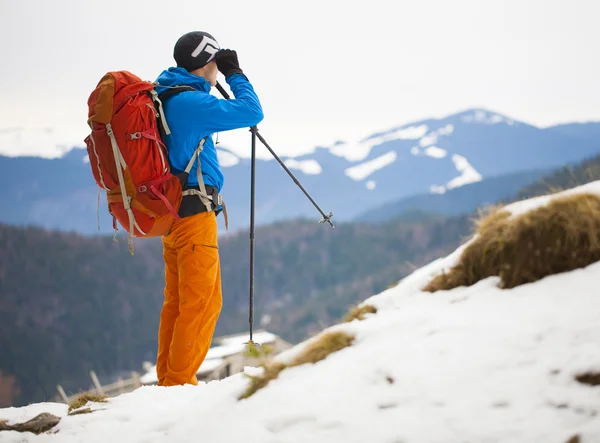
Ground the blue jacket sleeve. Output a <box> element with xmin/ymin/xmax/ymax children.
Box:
<box><xmin>182</xmin><ymin>74</ymin><xmax>264</xmax><ymax>133</ymax></box>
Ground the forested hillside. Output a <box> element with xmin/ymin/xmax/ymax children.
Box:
<box><xmin>0</xmin><ymin>214</ymin><xmax>469</xmax><ymax>406</ymax></box>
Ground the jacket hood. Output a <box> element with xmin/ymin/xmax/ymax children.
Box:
<box><xmin>155</xmin><ymin>67</ymin><xmax>211</xmax><ymax>94</ymax></box>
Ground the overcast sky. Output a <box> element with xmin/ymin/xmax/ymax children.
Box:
<box><xmin>0</xmin><ymin>0</ymin><xmax>598</xmax><ymax>159</ymax></box>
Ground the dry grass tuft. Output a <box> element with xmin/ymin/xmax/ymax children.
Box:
<box><xmin>238</xmin><ymin>363</ymin><xmax>286</xmax><ymax>400</ymax></box>
<box><xmin>472</xmin><ymin>204</ymin><xmax>511</xmax><ymax>233</ymax></box>
<box><xmin>575</xmin><ymin>372</ymin><xmax>600</xmax><ymax>386</ymax></box>
<box><xmin>68</xmin><ymin>392</ymin><xmax>108</xmax><ymax>413</ymax></box>
<box><xmin>291</xmin><ymin>331</ymin><xmax>355</xmax><ymax>366</ymax></box>
<box><xmin>343</xmin><ymin>304</ymin><xmax>377</xmax><ymax>323</ymax></box>
<box><xmin>424</xmin><ymin>193</ymin><xmax>600</xmax><ymax>292</ymax></box>
<box><xmin>239</xmin><ymin>331</ymin><xmax>355</xmax><ymax>400</ymax></box>
<box><xmin>68</xmin><ymin>407</ymin><xmax>92</xmax><ymax>416</ymax></box>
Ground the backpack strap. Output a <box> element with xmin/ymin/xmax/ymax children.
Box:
<box><xmin>105</xmin><ymin>122</ymin><xmax>146</xmax><ymax>254</ymax></box>
<box><xmin>151</xmin><ymin>85</ymin><xmax>196</xmax><ymax>137</ymax></box>
<box><xmin>157</xmin><ymin>85</ymin><xmax>196</xmax><ymax>100</ymax></box>
<box><xmin>182</xmin><ymin>137</ymin><xmax>213</xmax><ymax>212</ymax></box>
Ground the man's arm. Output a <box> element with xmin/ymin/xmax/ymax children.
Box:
<box><xmin>184</xmin><ymin>49</ymin><xmax>264</xmax><ymax>133</ymax></box>
<box><xmin>191</xmin><ymin>73</ymin><xmax>264</xmax><ymax>132</ymax></box>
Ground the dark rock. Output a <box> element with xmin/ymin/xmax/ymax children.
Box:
<box><xmin>0</xmin><ymin>413</ymin><xmax>61</xmax><ymax>434</ymax></box>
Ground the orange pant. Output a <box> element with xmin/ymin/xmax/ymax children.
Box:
<box><xmin>156</xmin><ymin>211</ymin><xmax>222</xmax><ymax>386</ymax></box>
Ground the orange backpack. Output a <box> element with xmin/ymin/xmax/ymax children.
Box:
<box><xmin>85</xmin><ymin>71</ymin><xmax>187</xmax><ymax>254</ymax></box>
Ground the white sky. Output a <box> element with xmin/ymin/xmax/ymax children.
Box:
<box><xmin>1</xmin><ymin>0</ymin><xmax>599</xmax><ymax>159</ymax></box>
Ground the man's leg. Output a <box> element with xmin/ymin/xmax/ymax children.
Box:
<box><xmin>162</xmin><ymin>212</ymin><xmax>223</xmax><ymax>386</ymax></box>
<box><xmin>156</xmin><ymin>237</ymin><xmax>179</xmax><ymax>386</ymax></box>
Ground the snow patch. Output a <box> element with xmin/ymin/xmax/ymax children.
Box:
<box><xmin>366</xmin><ymin>180</ymin><xmax>376</xmax><ymax>190</ymax></box>
<box><xmin>344</xmin><ymin>151</ymin><xmax>397</xmax><ymax>181</ymax></box>
<box><xmin>462</xmin><ymin>110</ymin><xmax>515</xmax><ymax>125</ymax></box>
<box><xmin>217</xmin><ymin>149</ymin><xmax>240</xmax><ymax>167</ymax></box>
<box><xmin>0</xmin><ymin>402</ymin><xmax>68</xmax><ymax>426</ymax></box>
<box><xmin>243</xmin><ymin>366</ymin><xmax>265</xmax><ymax>378</ymax></box>
<box><xmin>447</xmin><ymin>154</ymin><xmax>483</xmax><ymax>189</ymax></box>
<box><xmin>429</xmin><ymin>154</ymin><xmax>482</xmax><ymax>194</ymax></box>
<box><xmin>419</xmin><ymin>124</ymin><xmax>454</xmax><ymax>148</ymax></box>
<box><xmin>505</xmin><ymin>180</ymin><xmax>600</xmax><ymax>218</ymax></box>
<box><xmin>284</xmin><ymin>159</ymin><xmax>322</xmax><ymax>175</ymax></box>
<box><xmin>424</xmin><ymin>146</ymin><xmax>447</xmax><ymax>159</ymax></box>
<box><xmin>330</xmin><ymin>125</ymin><xmax>428</xmax><ymax>161</ymax></box>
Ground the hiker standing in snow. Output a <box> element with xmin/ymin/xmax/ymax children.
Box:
<box><xmin>153</xmin><ymin>31</ymin><xmax>264</xmax><ymax>386</ymax></box>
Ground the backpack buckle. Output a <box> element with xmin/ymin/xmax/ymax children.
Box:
<box><xmin>129</xmin><ymin>132</ymin><xmax>142</xmax><ymax>140</ymax></box>
<box><xmin>138</xmin><ymin>185</ymin><xmax>147</xmax><ymax>192</ymax></box>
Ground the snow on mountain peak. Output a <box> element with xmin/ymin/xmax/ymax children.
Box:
<box><xmin>344</xmin><ymin>151</ymin><xmax>398</xmax><ymax>181</ymax></box>
<box><xmin>330</xmin><ymin>125</ymin><xmax>428</xmax><ymax>162</ymax></box>
<box><xmin>447</xmin><ymin>154</ymin><xmax>483</xmax><ymax>189</ymax></box>
<box><xmin>425</xmin><ymin>146</ymin><xmax>448</xmax><ymax>158</ymax></box>
<box><xmin>284</xmin><ymin>159</ymin><xmax>323</xmax><ymax>175</ymax></box>
<box><xmin>419</xmin><ymin>124</ymin><xmax>454</xmax><ymax>148</ymax></box>
<box><xmin>461</xmin><ymin>109</ymin><xmax>515</xmax><ymax>126</ymax></box>
<box><xmin>429</xmin><ymin>154</ymin><xmax>483</xmax><ymax>194</ymax></box>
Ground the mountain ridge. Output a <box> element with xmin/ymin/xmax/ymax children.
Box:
<box><xmin>2</xmin><ymin>108</ymin><xmax>599</xmax><ymax>233</ymax></box>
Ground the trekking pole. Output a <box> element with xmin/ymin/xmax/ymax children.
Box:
<box><xmin>215</xmin><ymin>83</ymin><xmax>260</xmax><ymax>345</ymax></box>
<box><xmin>215</xmin><ymin>81</ymin><xmax>334</xmax><ymax>348</ymax></box>
<box><xmin>249</xmin><ymin>125</ymin><xmax>257</xmax><ymax>344</ymax></box>
<box><xmin>215</xmin><ymin>82</ymin><xmax>334</xmax><ymax>227</ymax></box>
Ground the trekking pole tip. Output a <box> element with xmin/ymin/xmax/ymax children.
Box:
<box><xmin>319</xmin><ymin>211</ymin><xmax>335</xmax><ymax>228</ymax></box>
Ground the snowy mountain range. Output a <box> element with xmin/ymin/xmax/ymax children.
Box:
<box><xmin>1</xmin><ymin>108</ymin><xmax>599</xmax><ymax>233</ymax></box>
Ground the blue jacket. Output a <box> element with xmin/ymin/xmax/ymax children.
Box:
<box><xmin>154</xmin><ymin>67</ymin><xmax>264</xmax><ymax>192</ymax></box>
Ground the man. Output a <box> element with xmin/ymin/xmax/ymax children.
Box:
<box><xmin>153</xmin><ymin>31</ymin><xmax>264</xmax><ymax>387</ymax></box>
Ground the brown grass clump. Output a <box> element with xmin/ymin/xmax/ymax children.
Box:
<box><xmin>575</xmin><ymin>372</ymin><xmax>600</xmax><ymax>386</ymax></box>
<box><xmin>68</xmin><ymin>392</ymin><xmax>108</xmax><ymax>413</ymax></box>
<box><xmin>291</xmin><ymin>331</ymin><xmax>355</xmax><ymax>366</ymax></box>
<box><xmin>240</xmin><ymin>331</ymin><xmax>355</xmax><ymax>400</ymax></box>
<box><xmin>424</xmin><ymin>193</ymin><xmax>600</xmax><ymax>292</ymax></box>
<box><xmin>343</xmin><ymin>304</ymin><xmax>377</xmax><ymax>322</ymax></box>
<box><xmin>473</xmin><ymin>204</ymin><xmax>511</xmax><ymax>233</ymax></box>
<box><xmin>239</xmin><ymin>363</ymin><xmax>286</xmax><ymax>400</ymax></box>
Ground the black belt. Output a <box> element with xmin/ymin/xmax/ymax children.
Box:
<box><xmin>178</xmin><ymin>184</ymin><xmax>221</xmax><ymax>218</ymax></box>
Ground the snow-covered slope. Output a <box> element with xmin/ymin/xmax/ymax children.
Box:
<box><xmin>3</xmin><ymin>182</ymin><xmax>600</xmax><ymax>442</ymax></box>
